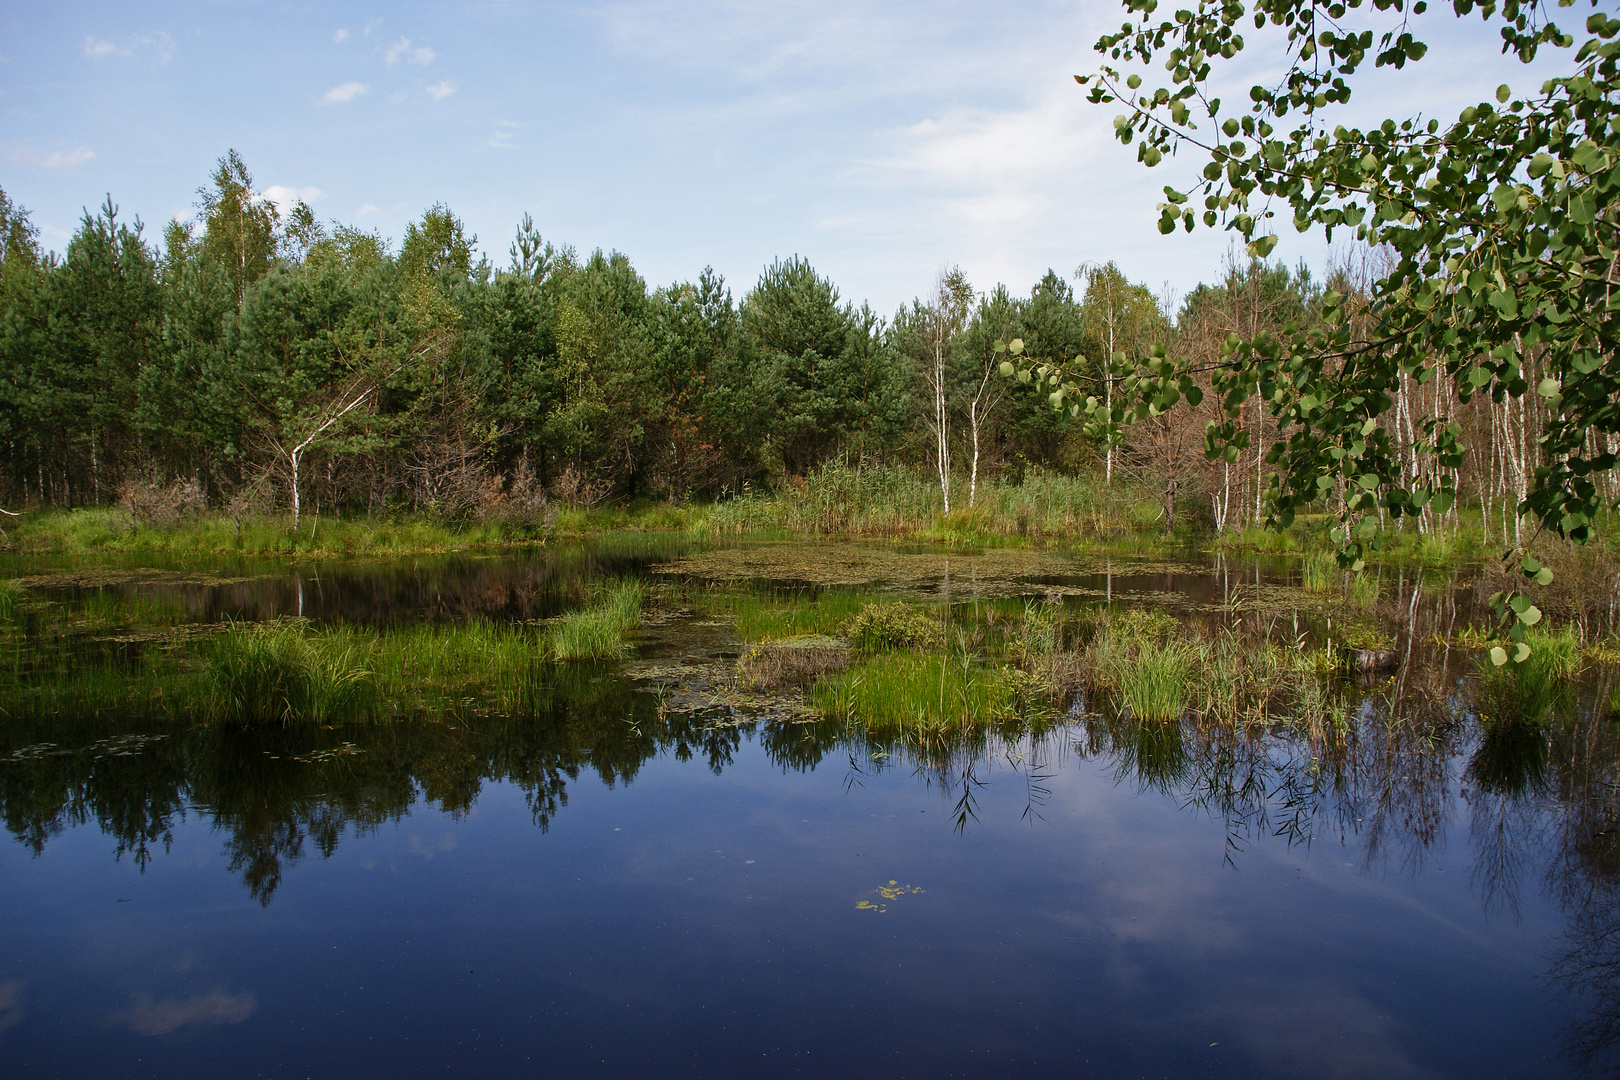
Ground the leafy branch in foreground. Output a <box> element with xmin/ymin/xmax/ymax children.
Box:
<box><xmin>1008</xmin><ymin>0</ymin><xmax>1620</xmax><ymax>658</ymax></box>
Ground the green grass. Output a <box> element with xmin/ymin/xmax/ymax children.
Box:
<box><xmin>811</xmin><ymin>649</ymin><xmax>1016</xmax><ymax>731</ymax></box>
<box><xmin>208</xmin><ymin>622</ymin><xmax>375</xmax><ymax>725</ymax></box>
<box><xmin>1118</xmin><ymin>643</ymin><xmax>1193</xmax><ymax>722</ymax></box>
<box><xmin>701</xmin><ymin>589</ymin><xmax>873</xmax><ymax>642</ymax></box>
<box><xmin>544</xmin><ymin>581</ymin><xmax>644</xmax><ymax>660</ymax></box>
<box><xmin>1475</xmin><ymin>626</ymin><xmax>1585</xmax><ymax>726</ymax></box>
<box><xmin>1301</xmin><ymin>552</ymin><xmax>1336</xmax><ymax>592</ymax></box>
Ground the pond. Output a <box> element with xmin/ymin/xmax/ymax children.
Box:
<box><xmin>0</xmin><ymin>540</ymin><xmax>1615</xmax><ymax>1078</ymax></box>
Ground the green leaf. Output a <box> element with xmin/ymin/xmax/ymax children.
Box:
<box><xmin>1490</xmin><ymin>646</ymin><xmax>1508</xmax><ymax>667</ymax></box>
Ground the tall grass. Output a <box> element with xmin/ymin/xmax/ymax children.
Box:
<box><xmin>699</xmin><ymin>463</ymin><xmax>1164</xmax><ymax>540</ymax></box>
<box><xmin>1301</xmin><ymin>553</ymin><xmax>1336</xmax><ymax>592</ymax></box>
<box><xmin>702</xmin><ymin>588</ymin><xmax>873</xmax><ymax>643</ymax></box>
<box><xmin>1117</xmin><ymin>644</ymin><xmax>1193</xmax><ymax>722</ymax></box>
<box><xmin>544</xmin><ymin>581</ymin><xmax>644</xmax><ymax>660</ymax></box>
<box><xmin>208</xmin><ymin>622</ymin><xmax>374</xmax><ymax>725</ymax></box>
<box><xmin>1475</xmin><ymin>626</ymin><xmax>1584</xmax><ymax>725</ymax></box>
<box><xmin>4</xmin><ymin>507</ymin><xmax>548</xmax><ymax>558</ymax></box>
<box><xmin>811</xmin><ymin>649</ymin><xmax>1015</xmax><ymax>731</ymax></box>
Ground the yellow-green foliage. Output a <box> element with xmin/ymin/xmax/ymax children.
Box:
<box><xmin>844</xmin><ymin>602</ymin><xmax>941</xmax><ymax>652</ymax></box>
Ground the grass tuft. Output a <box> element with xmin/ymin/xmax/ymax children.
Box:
<box><xmin>544</xmin><ymin>581</ymin><xmax>644</xmax><ymax>660</ymax></box>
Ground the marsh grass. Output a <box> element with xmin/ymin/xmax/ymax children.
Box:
<box><xmin>209</xmin><ymin>622</ymin><xmax>374</xmax><ymax>725</ymax></box>
<box><xmin>811</xmin><ymin>648</ymin><xmax>1015</xmax><ymax>731</ymax></box>
<box><xmin>736</xmin><ymin>637</ymin><xmax>850</xmax><ymax>691</ymax></box>
<box><xmin>706</xmin><ymin>589</ymin><xmax>871</xmax><ymax>642</ymax></box>
<box><xmin>1302</xmin><ymin>553</ymin><xmax>1337</xmax><ymax>593</ymax></box>
<box><xmin>0</xmin><ymin>579</ymin><xmax>22</xmax><ymax>620</ymax></box>
<box><xmin>1117</xmin><ymin>644</ymin><xmax>1193</xmax><ymax>722</ymax></box>
<box><xmin>6</xmin><ymin>507</ymin><xmax>547</xmax><ymax>558</ymax></box>
<box><xmin>1348</xmin><ymin>571</ymin><xmax>1382</xmax><ymax>607</ymax></box>
<box><xmin>544</xmin><ymin>581</ymin><xmax>644</xmax><ymax>660</ymax></box>
<box><xmin>1475</xmin><ymin>626</ymin><xmax>1584</xmax><ymax>726</ymax></box>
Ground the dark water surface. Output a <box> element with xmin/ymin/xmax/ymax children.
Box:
<box><xmin>0</xmin><ymin>544</ymin><xmax>1611</xmax><ymax>1079</ymax></box>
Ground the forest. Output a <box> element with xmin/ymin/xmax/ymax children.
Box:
<box><xmin>0</xmin><ymin>149</ymin><xmax>1610</xmax><ymax>549</ymax></box>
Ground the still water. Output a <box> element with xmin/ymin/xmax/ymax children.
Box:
<box><xmin>0</xmin><ymin>543</ymin><xmax>1611</xmax><ymax>1078</ymax></box>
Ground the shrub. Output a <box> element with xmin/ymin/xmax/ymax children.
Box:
<box><xmin>844</xmin><ymin>602</ymin><xmax>941</xmax><ymax>652</ymax></box>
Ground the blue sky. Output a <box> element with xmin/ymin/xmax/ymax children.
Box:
<box><xmin>0</xmin><ymin>1</ymin><xmax>1580</xmax><ymax>315</ymax></box>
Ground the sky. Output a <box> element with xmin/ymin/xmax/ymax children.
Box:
<box><xmin>0</xmin><ymin>1</ymin><xmax>1588</xmax><ymax>316</ymax></box>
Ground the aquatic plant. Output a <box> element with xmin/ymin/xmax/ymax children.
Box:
<box><xmin>1301</xmin><ymin>552</ymin><xmax>1336</xmax><ymax>593</ymax></box>
<box><xmin>1117</xmin><ymin>643</ymin><xmax>1193</xmax><ymax>722</ymax></box>
<box><xmin>544</xmin><ymin>581</ymin><xmax>644</xmax><ymax>660</ymax></box>
<box><xmin>1347</xmin><ymin>571</ymin><xmax>1381</xmax><ymax>607</ymax></box>
<box><xmin>208</xmin><ymin>622</ymin><xmax>374</xmax><ymax>725</ymax></box>
<box><xmin>735</xmin><ymin>636</ymin><xmax>850</xmax><ymax>691</ymax></box>
<box><xmin>712</xmin><ymin>589</ymin><xmax>871</xmax><ymax>643</ymax></box>
<box><xmin>844</xmin><ymin>602</ymin><xmax>941</xmax><ymax>652</ymax></box>
<box><xmin>1475</xmin><ymin>626</ymin><xmax>1584</xmax><ymax>726</ymax></box>
<box><xmin>811</xmin><ymin>650</ymin><xmax>1015</xmax><ymax>730</ymax></box>
<box><xmin>0</xmin><ymin>579</ymin><xmax>22</xmax><ymax>620</ymax></box>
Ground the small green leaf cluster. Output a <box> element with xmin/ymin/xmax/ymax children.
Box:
<box><xmin>1070</xmin><ymin>0</ymin><xmax>1620</xmax><ymax>559</ymax></box>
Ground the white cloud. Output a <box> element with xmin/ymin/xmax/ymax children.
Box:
<box><xmin>333</xmin><ymin>28</ymin><xmax>350</xmax><ymax>43</ymax></box>
<box><xmin>10</xmin><ymin>145</ymin><xmax>95</xmax><ymax>168</ymax></box>
<box><xmin>489</xmin><ymin>120</ymin><xmax>519</xmax><ymax>149</ymax></box>
<box><xmin>355</xmin><ymin>203</ymin><xmax>384</xmax><ymax>217</ymax></box>
<box><xmin>40</xmin><ymin>146</ymin><xmax>95</xmax><ymax>168</ymax></box>
<box><xmin>363</xmin><ymin>18</ymin><xmax>382</xmax><ymax>36</ymax></box>
<box><xmin>259</xmin><ymin>185</ymin><xmax>325</xmax><ymax>215</ymax></box>
<box><xmin>320</xmin><ymin>81</ymin><xmax>369</xmax><ymax>104</ymax></box>
<box><xmin>134</xmin><ymin>32</ymin><xmax>174</xmax><ymax>64</ymax></box>
<box><xmin>114</xmin><ymin>992</ymin><xmax>256</xmax><ymax>1037</ymax></box>
<box><xmin>425</xmin><ymin>79</ymin><xmax>457</xmax><ymax>101</ymax></box>
<box><xmin>83</xmin><ymin>32</ymin><xmax>173</xmax><ymax>63</ymax></box>
<box><xmin>384</xmin><ymin>37</ymin><xmax>435</xmax><ymax>66</ymax></box>
<box><xmin>82</xmin><ymin>37</ymin><xmax>129</xmax><ymax>59</ymax></box>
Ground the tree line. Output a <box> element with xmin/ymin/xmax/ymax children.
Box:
<box><xmin>0</xmin><ymin>150</ymin><xmax>1604</xmax><ymax>538</ymax></box>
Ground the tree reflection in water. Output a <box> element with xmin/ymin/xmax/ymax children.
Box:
<box><xmin>3</xmin><ymin>656</ymin><xmax>1620</xmax><ymax>1069</ymax></box>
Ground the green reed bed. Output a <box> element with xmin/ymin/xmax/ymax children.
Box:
<box><xmin>4</xmin><ymin>507</ymin><xmax>548</xmax><ymax>559</ymax></box>
<box><xmin>0</xmin><ymin>580</ymin><xmax>646</xmax><ymax>724</ymax></box>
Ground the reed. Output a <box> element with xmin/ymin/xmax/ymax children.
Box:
<box><xmin>1301</xmin><ymin>552</ymin><xmax>1337</xmax><ymax>592</ymax></box>
<box><xmin>1117</xmin><ymin>643</ymin><xmax>1193</xmax><ymax>722</ymax></box>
